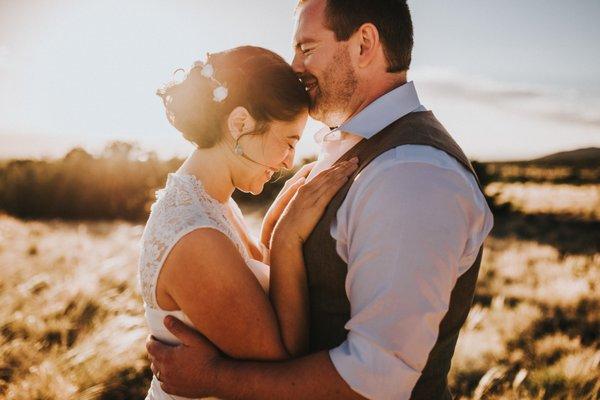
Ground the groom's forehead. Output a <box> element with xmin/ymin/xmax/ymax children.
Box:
<box><xmin>293</xmin><ymin>0</ymin><xmax>327</xmax><ymax>42</ymax></box>
<box><xmin>295</xmin><ymin>0</ymin><xmax>326</xmax><ymax>24</ymax></box>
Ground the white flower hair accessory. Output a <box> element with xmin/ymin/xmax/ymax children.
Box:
<box><xmin>213</xmin><ymin>86</ymin><xmax>229</xmax><ymax>102</ymax></box>
<box><xmin>192</xmin><ymin>56</ymin><xmax>228</xmax><ymax>103</ymax></box>
<box><xmin>200</xmin><ymin>63</ymin><xmax>214</xmax><ymax>78</ymax></box>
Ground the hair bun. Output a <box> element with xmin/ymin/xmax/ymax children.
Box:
<box><xmin>157</xmin><ymin>46</ymin><xmax>309</xmax><ymax>149</ymax></box>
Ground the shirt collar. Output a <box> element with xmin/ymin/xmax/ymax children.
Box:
<box><xmin>314</xmin><ymin>81</ymin><xmax>423</xmax><ymax>143</ymax></box>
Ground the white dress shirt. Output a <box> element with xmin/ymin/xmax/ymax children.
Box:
<box><xmin>306</xmin><ymin>82</ymin><xmax>494</xmax><ymax>400</ymax></box>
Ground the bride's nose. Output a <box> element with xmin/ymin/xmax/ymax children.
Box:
<box><xmin>281</xmin><ymin>149</ymin><xmax>295</xmax><ymax>171</ymax></box>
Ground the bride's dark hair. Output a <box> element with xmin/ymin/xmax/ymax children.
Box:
<box><xmin>157</xmin><ymin>46</ymin><xmax>310</xmax><ymax>148</ymax></box>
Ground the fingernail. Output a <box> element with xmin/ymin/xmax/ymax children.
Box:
<box><xmin>164</xmin><ymin>316</ymin><xmax>173</xmax><ymax>328</ymax></box>
<box><xmin>350</xmin><ymin>157</ymin><xmax>359</xmax><ymax>162</ymax></box>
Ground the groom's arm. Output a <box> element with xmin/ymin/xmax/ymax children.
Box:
<box><xmin>147</xmin><ymin>317</ymin><xmax>367</xmax><ymax>399</ymax></box>
<box><xmin>214</xmin><ymin>351</ymin><xmax>366</xmax><ymax>400</ymax></box>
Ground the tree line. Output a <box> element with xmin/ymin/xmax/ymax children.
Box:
<box><xmin>1</xmin><ymin>142</ymin><xmax>515</xmax><ymax>221</ymax></box>
<box><xmin>0</xmin><ymin>142</ymin><xmax>296</xmax><ymax>221</ymax></box>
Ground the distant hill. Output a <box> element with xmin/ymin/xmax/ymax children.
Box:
<box><xmin>529</xmin><ymin>147</ymin><xmax>600</xmax><ymax>166</ymax></box>
<box><xmin>481</xmin><ymin>147</ymin><xmax>600</xmax><ymax>184</ymax></box>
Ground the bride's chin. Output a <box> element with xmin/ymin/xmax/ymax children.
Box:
<box><xmin>236</xmin><ymin>180</ymin><xmax>266</xmax><ymax>196</ymax></box>
<box><xmin>249</xmin><ymin>182</ymin><xmax>266</xmax><ymax>195</ymax></box>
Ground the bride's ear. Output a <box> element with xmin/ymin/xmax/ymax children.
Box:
<box><xmin>227</xmin><ymin>106</ymin><xmax>257</xmax><ymax>140</ymax></box>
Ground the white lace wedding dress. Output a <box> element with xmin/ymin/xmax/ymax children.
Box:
<box><xmin>138</xmin><ymin>173</ymin><xmax>270</xmax><ymax>400</ymax></box>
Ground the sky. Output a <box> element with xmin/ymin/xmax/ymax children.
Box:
<box><xmin>0</xmin><ymin>0</ymin><xmax>599</xmax><ymax>162</ymax></box>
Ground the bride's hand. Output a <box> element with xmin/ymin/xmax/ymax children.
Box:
<box><xmin>260</xmin><ymin>161</ymin><xmax>317</xmax><ymax>249</ymax></box>
<box><xmin>272</xmin><ymin>157</ymin><xmax>359</xmax><ymax>247</ymax></box>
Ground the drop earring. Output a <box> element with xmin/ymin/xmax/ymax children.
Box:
<box><xmin>234</xmin><ymin>138</ymin><xmax>244</xmax><ymax>155</ymax></box>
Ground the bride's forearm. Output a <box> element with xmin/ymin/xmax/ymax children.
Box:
<box><xmin>259</xmin><ymin>242</ymin><xmax>271</xmax><ymax>264</ymax></box>
<box><xmin>259</xmin><ymin>207</ymin><xmax>279</xmax><ymax>253</ymax></box>
<box><xmin>269</xmin><ymin>234</ymin><xmax>309</xmax><ymax>357</ymax></box>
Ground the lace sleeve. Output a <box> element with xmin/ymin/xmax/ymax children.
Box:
<box><xmin>138</xmin><ymin>174</ymin><xmax>247</xmax><ymax>309</ymax></box>
<box><xmin>139</xmin><ymin>215</ymin><xmax>230</xmax><ymax>309</ymax></box>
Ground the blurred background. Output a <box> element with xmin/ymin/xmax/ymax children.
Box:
<box><xmin>0</xmin><ymin>1</ymin><xmax>599</xmax><ymax>399</ymax></box>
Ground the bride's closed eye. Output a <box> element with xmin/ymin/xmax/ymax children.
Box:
<box><xmin>285</xmin><ymin>138</ymin><xmax>298</xmax><ymax>151</ymax></box>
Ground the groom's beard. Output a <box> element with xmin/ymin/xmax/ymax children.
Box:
<box><xmin>302</xmin><ymin>46</ymin><xmax>357</xmax><ymax>128</ymax></box>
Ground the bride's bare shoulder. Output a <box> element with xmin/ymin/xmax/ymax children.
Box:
<box><xmin>163</xmin><ymin>228</ymin><xmax>244</xmax><ymax>275</ymax></box>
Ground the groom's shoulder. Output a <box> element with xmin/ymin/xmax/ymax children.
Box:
<box><xmin>366</xmin><ymin>144</ymin><xmax>468</xmax><ymax>177</ymax></box>
<box><xmin>357</xmin><ymin>144</ymin><xmax>481</xmax><ymax>195</ymax></box>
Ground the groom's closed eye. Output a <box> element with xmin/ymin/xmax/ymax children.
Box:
<box><xmin>300</xmin><ymin>44</ymin><xmax>317</xmax><ymax>56</ymax></box>
<box><xmin>294</xmin><ymin>38</ymin><xmax>316</xmax><ymax>53</ymax></box>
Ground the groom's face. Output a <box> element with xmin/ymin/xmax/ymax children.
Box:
<box><xmin>292</xmin><ymin>0</ymin><xmax>357</xmax><ymax>127</ymax></box>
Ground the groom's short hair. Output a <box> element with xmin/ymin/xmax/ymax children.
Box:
<box><xmin>300</xmin><ymin>0</ymin><xmax>413</xmax><ymax>73</ymax></box>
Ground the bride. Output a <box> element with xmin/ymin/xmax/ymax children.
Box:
<box><xmin>138</xmin><ymin>46</ymin><xmax>358</xmax><ymax>400</ymax></box>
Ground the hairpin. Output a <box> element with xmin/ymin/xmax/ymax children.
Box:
<box><xmin>192</xmin><ymin>56</ymin><xmax>229</xmax><ymax>103</ymax></box>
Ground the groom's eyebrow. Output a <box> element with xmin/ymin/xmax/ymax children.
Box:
<box><xmin>294</xmin><ymin>37</ymin><xmax>316</xmax><ymax>50</ymax></box>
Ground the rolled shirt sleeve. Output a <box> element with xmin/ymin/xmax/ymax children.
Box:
<box><xmin>328</xmin><ymin>146</ymin><xmax>493</xmax><ymax>399</ymax></box>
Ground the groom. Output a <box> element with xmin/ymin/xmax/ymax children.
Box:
<box><xmin>147</xmin><ymin>0</ymin><xmax>493</xmax><ymax>398</ymax></box>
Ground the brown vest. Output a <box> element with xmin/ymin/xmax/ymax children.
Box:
<box><xmin>303</xmin><ymin>111</ymin><xmax>486</xmax><ymax>400</ymax></box>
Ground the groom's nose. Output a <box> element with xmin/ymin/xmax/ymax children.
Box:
<box><xmin>291</xmin><ymin>53</ymin><xmax>305</xmax><ymax>75</ymax></box>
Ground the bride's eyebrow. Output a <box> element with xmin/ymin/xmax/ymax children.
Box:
<box><xmin>287</xmin><ymin>134</ymin><xmax>300</xmax><ymax>140</ymax></box>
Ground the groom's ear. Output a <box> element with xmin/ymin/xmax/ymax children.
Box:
<box><xmin>227</xmin><ymin>106</ymin><xmax>257</xmax><ymax>140</ymax></box>
<box><xmin>356</xmin><ymin>23</ymin><xmax>380</xmax><ymax>68</ymax></box>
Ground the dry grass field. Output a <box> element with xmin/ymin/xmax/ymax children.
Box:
<box><xmin>1</xmin><ymin>183</ymin><xmax>599</xmax><ymax>399</ymax></box>
<box><xmin>486</xmin><ymin>183</ymin><xmax>600</xmax><ymax>221</ymax></box>
<box><xmin>0</xmin><ymin>218</ymin><xmax>149</xmax><ymax>399</ymax></box>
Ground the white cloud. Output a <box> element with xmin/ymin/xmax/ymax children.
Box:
<box><xmin>412</xmin><ymin>67</ymin><xmax>600</xmax><ymax>129</ymax></box>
